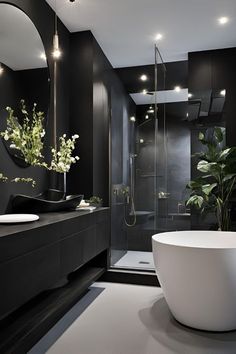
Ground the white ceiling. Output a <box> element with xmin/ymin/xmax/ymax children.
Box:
<box><xmin>0</xmin><ymin>4</ymin><xmax>46</xmax><ymax>71</ymax></box>
<box><xmin>46</xmin><ymin>0</ymin><xmax>236</xmax><ymax>68</ymax></box>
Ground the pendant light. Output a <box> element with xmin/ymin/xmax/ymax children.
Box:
<box><xmin>0</xmin><ymin>63</ymin><xmax>3</xmax><ymax>75</ymax></box>
<box><xmin>52</xmin><ymin>1</ymin><xmax>62</xmax><ymax>59</ymax></box>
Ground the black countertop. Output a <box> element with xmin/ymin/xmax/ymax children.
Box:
<box><xmin>0</xmin><ymin>207</ymin><xmax>109</xmax><ymax>238</ymax></box>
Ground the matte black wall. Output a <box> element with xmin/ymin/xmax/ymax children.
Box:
<box><xmin>0</xmin><ymin>0</ymin><xmax>70</xmax><ymax>213</ymax></box>
<box><xmin>68</xmin><ymin>30</ymin><xmax>136</xmax><ymax>264</ymax></box>
<box><xmin>68</xmin><ymin>31</ymin><xmax>94</xmax><ymax>200</ymax></box>
<box><xmin>68</xmin><ymin>31</ymin><xmax>135</xmax><ymax>204</ymax></box>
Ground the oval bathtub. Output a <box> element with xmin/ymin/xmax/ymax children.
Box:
<box><xmin>152</xmin><ymin>231</ymin><xmax>236</xmax><ymax>331</ymax></box>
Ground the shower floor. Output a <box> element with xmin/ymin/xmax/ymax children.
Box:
<box><xmin>113</xmin><ymin>251</ymin><xmax>155</xmax><ymax>270</ymax></box>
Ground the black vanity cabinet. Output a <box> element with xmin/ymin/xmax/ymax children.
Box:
<box><xmin>0</xmin><ymin>208</ymin><xmax>110</xmax><ymax>320</ymax></box>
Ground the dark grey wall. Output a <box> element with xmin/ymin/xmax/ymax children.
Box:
<box><xmin>189</xmin><ymin>48</ymin><xmax>236</xmax><ymax>147</ymax></box>
<box><xmin>0</xmin><ymin>0</ymin><xmax>70</xmax><ymax>213</ymax></box>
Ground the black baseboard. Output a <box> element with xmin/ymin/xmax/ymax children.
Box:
<box><xmin>0</xmin><ymin>265</ymin><xmax>105</xmax><ymax>354</ymax></box>
<box><xmin>99</xmin><ymin>269</ymin><xmax>160</xmax><ymax>287</ymax></box>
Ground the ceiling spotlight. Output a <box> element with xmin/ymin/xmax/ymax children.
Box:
<box><xmin>145</xmin><ymin>115</ymin><xmax>149</xmax><ymax>120</ymax></box>
<box><xmin>220</xmin><ymin>89</ymin><xmax>226</xmax><ymax>96</ymax></box>
<box><xmin>142</xmin><ymin>89</ymin><xmax>147</xmax><ymax>95</ymax></box>
<box><xmin>140</xmin><ymin>74</ymin><xmax>148</xmax><ymax>81</ymax></box>
<box><xmin>188</xmin><ymin>93</ymin><xmax>193</xmax><ymax>98</ymax></box>
<box><xmin>218</xmin><ymin>16</ymin><xmax>229</xmax><ymax>25</ymax></box>
<box><xmin>130</xmin><ymin>116</ymin><xmax>136</xmax><ymax>122</ymax></box>
<box><xmin>155</xmin><ymin>33</ymin><xmax>163</xmax><ymax>41</ymax></box>
<box><xmin>174</xmin><ymin>86</ymin><xmax>181</xmax><ymax>92</ymax></box>
<box><xmin>0</xmin><ymin>63</ymin><xmax>4</xmax><ymax>75</ymax></box>
<box><xmin>140</xmin><ymin>139</ymin><xmax>144</xmax><ymax>144</ymax></box>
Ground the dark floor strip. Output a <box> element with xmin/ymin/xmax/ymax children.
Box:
<box><xmin>28</xmin><ymin>286</ymin><xmax>105</xmax><ymax>354</ymax></box>
<box><xmin>0</xmin><ymin>266</ymin><xmax>105</xmax><ymax>354</ymax></box>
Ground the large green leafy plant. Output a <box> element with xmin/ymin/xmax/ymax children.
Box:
<box><xmin>186</xmin><ymin>127</ymin><xmax>236</xmax><ymax>231</ymax></box>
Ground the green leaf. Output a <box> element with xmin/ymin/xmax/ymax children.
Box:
<box><xmin>199</xmin><ymin>132</ymin><xmax>205</xmax><ymax>141</ymax></box>
<box><xmin>186</xmin><ymin>195</ymin><xmax>204</xmax><ymax>209</ymax></box>
<box><xmin>214</xmin><ymin>127</ymin><xmax>225</xmax><ymax>143</ymax></box>
<box><xmin>197</xmin><ymin>160</ymin><xmax>217</xmax><ymax>173</ymax></box>
<box><xmin>223</xmin><ymin>174</ymin><xmax>236</xmax><ymax>182</ymax></box>
<box><xmin>201</xmin><ymin>183</ymin><xmax>217</xmax><ymax>195</ymax></box>
<box><xmin>219</xmin><ymin>148</ymin><xmax>232</xmax><ymax>161</ymax></box>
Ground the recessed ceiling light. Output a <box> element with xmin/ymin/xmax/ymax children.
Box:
<box><xmin>147</xmin><ymin>106</ymin><xmax>154</xmax><ymax>113</ymax></box>
<box><xmin>188</xmin><ymin>93</ymin><xmax>193</xmax><ymax>98</ymax></box>
<box><xmin>142</xmin><ymin>89</ymin><xmax>148</xmax><ymax>95</ymax></box>
<box><xmin>220</xmin><ymin>89</ymin><xmax>226</xmax><ymax>96</ymax></box>
<box><xmin>155</xmin><ymin>33</ymin><xmax>163</xmax><ymax>41</ymax></box>
<box><xmin>130</xmin><ymin>116</ymin><xmax>136</xmax><ymax>122</ymax></box>
<box><xmin>145</xmin><ymin>115</ymin><xmax>149</xmax><ymax>119</ymax></box>
<box><xmin>140</xmin><ymin>74</ymin><xmax>148</xmax><ymax>81</ymax></box>
<box><xmin>174</xmin><ymin>86</ymin><xmax>181</xmax><ymax>92</ymax></box>
<box><xmin>218</xmin><ymin>16</ymin><xmax>229</xmax><ymax>25</ymax></box>
<box><xmin>140</xmin><ymin>139</ymin><xmax>144</xmax><ymax>144</ymax></box>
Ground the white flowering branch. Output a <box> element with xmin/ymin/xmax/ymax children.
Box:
<box><xmin>48</xmin><ymin>134</ymin><xmax>80</xmax><ymax>173</ymax></box>
<box><xmin>0</xmin><ymin>173</ymin><xmax>8</xmax><ymax>182</ymax></box>
<box><xmin>0</xmin><ymin>101</ymin><xmax>80</xmax><ymax>185</ymax></box>
<box><xmin>11</xmin><ymin>177</ymin><xmax>36</xmax><ymax>187</ymax></box>
<box><xmin>1</xmin><ymin>100</ymin><xmax>46</xmax><ymax>167</ymax></box>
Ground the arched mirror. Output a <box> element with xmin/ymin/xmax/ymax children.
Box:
<box><xmin>0</xmin><ymin>4</ymin><xmax>50</xmax><ymax>167</ymax></box>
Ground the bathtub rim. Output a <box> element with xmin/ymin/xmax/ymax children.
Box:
<box><xmin>152</xmin><ymin>230</ymin><xmax>236</xmax><ymax>250</ymax></box>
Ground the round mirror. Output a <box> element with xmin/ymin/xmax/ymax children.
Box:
<box><xmin>0</xmin><ymin>4</ymin><xmax>49</xmax><ymax>167</ymax></box>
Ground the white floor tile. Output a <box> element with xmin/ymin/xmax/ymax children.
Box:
<box><xmin>31</xmin><ymin>282</ymin><xmax>236</xmax><ymax>354</ymax></box>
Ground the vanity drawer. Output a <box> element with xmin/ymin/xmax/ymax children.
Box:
<box><xmin>0</xmin><ymin>243</ymin><xmax>60</xmax><ymax>320</ymax></box>
<box><xmin>60</xmin><ymin>226</ymin><xmax>96</xmax><ymax>276</ymax></box>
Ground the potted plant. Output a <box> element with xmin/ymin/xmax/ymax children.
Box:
<box><xmin>87</xmin><ymin>196</ymin><xmax>103</xmax><ymax>208</ymax></box>
<box><xmin>1</xmin><ymin>101</ymin><xmax>82</xmax><ymax>212</ymax></box>
<box><xmin>186</xmin><ymin>127</ymin><xmax>236</xmax><ymax>231</ymax></box>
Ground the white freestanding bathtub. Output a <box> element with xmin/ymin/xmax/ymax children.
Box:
<box><xmin>152</xmin><ymin>231</ymin><xmax>236</xmax><ymax>332</ymax></box>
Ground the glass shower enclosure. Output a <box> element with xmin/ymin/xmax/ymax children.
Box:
<box><xmin>110</xmin><ymin>46</ymin><xmax>190</xmax><ymax>270</ymax></box>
